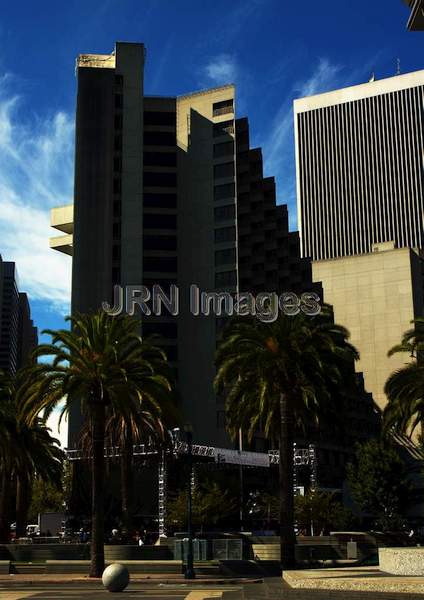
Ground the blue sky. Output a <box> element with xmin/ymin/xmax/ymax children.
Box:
<box><xmin>0</xmin><ymin>0</ymin><xmax>421</xmax><ymax>342</ymax></box>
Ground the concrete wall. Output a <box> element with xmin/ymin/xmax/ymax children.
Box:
<box><xmin>176</xmin><ymin>86</ymin><xmax>236</xmax><ymax>446</ymax></box>
<box><xmin>312</xmin><ymin>245</ymin><xmax>424</xmax><ymax>411</ymax></box>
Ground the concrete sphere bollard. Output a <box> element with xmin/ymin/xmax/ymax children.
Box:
<box><xmin>102</xmin><ymin>563</ymin><xmax>130</xmax><ymax>592</ymax></box>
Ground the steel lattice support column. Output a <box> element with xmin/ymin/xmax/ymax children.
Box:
<box><xmin>158</xmin><ymin>452</ymin><xmax>167</xmax><ymax>538</ymax></box>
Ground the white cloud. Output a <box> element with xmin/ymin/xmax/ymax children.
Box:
<box><xmin>202</xmin><ymin>54</ymin><xmax>238</xmax><ymax>86</ymax></box>
<box><xmin>0</xmin><ymin>73</ymin><xmax>73</xmax><ymax>311</ymax></box>
<box><xmin>294</xmin><ymin>58</ymin><xmax>342</xmax><ymax>98</ymax></box>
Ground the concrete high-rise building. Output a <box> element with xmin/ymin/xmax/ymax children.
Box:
<box><xmin>0</xmin><ymin>255</ymin><xmax>38</xmax><ymax>374</ymax></box>
<box><xmin>17</xmin><ymin>293</ymin><xmax>39</xmax><ymax>369</ymax></box>
<box><xmin>404</xmin><ymin>0</ymin><xmax>424</xmax><ymax>30</ymax></box>
<box><xmin>295</xmin><ymin>72</ymin><xmax>424</xmax><ymax>412</ymax></box>
<box><xmin>295</xmin><ymin>70</ymin><xmax>424</xmax><ymax>262</ymax></box>
<box><xmin>50</xmin><ymin>42</ymin><xmax>317</xmax><ymax>449</ymax></box>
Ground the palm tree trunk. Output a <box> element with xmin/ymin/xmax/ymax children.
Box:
<box><xmin>15</xmin><ymin>475</ymin><xmax>30</xmax><ymax>538</ymax></box>
<box><xmin>121</xmin><ymin>427</ymin><xmax>133</xmax><ymax>536</ymax></box>
<box><xmin>90</xmin><ymin>403</ymin><xmax>105</xmax><ymax>578</ymax></box>
<box><xmin>279</xmin><ymin>393</ymin><xmax>296</xmax><ymax>571</ymax></box>
<box><xmin>0</xmin><ymin>467</ymin><xmax>10</xmax><ymax>543</ymax></box>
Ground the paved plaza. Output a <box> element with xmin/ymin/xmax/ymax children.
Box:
<box><xmin>1</xmin><ymin>578</ymin><xmax>424</xmax><ymax>600</ymax></box>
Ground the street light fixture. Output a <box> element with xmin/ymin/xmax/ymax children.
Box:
<box><xmin>184</xmin><ymin>423</ymin><xmax>195</xmax><ymax>580</ymax></box>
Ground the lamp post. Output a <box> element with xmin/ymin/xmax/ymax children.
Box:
<box><xmin>184</xmin><ymin>423</ymin><xmax>195</xmax><ymax>580</ymax></box>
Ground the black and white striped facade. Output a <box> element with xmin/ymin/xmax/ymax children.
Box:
<box><xmin>295</xmin><ymin>71</ymin><xmax>424</xmax><ymax>261</ymax></box>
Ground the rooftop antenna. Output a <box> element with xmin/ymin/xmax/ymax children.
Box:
<box><xmin>369</xmin><ymin>72</ymin><xmax>376</xmax><ymax>82</ymax></box>
<box><xmin>396</xmin><ymin>58</ymin><xmax>401</xmax><ymax>75</ymax></box>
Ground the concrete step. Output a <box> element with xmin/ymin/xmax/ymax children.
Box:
<box><xmin>11</xmin><ymin>563</ymin><xmax>46</xmax><ymax>574</ymax></box>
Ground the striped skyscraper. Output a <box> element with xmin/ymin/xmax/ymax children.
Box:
<box><xmin>295</xmin><ymin>70</ymin><xmax>424</xmax><ymax>261</ymax></box>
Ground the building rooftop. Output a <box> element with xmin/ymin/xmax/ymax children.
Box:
<box><xmin>294</xmin><ymin>69</ymin><xmax>424</xmax><ymax>112</ymax></box>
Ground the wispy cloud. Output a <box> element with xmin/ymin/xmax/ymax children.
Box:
<box><xmin>260</xmin><ymin>58</ymin><xmax>346</xmax><ymax>227</ymax></box>
<box><xmin>0</xmin><ymin>72</ymin><xmax>73</xmax><ymax>312</ymax></box>
<box><xmin>294</xmin><ymin>58</ymin><xmax>342</xmax><ymax>98</ymax></box>
<box><xmin>265</xmin><ymin>58</ymin><xmax>343</xmax><ymax>174</ymax></box>
<box><xmin>201</xmin><ymin>54</ymin><xmax>238</xmax><ymax>86</ymax></box>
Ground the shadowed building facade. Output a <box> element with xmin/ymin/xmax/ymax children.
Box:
<box><xmin>50</xmin><ymin>42</ymin><xmax>318</xmax><ymax>450</ymax></box>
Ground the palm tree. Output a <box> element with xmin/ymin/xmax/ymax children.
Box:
<box><xmin>22</xmin><ymin>311</ymin><xmax>176</xmax><ymax>577</ymax></box>
<box><xmin>214</xmin><ymin>305</ymin><xmax>358</xmax><ymax>571</ymax></box>
<box><xmin>80</xmin><ymin>340</ymin><xmax>177</xmax><ymax>536</ymax></box>
<box><xmin>384</xmin><ymin>317</ymin><xmax>424</xmax><ymax>437</ymax></box>
<box><xmin>0</xmin><ymin>369</ymin><xmax>64</xmax><ymax>541</ymax></box>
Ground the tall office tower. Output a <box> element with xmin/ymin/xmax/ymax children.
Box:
<box><xmin>295</xmin><ymin>70</ymin><xmax>424</xmax><ymax>262</ymax></box>
<box><xmin>294</xmin><ymin>72</ymin><xmax>424</xmax><ymax>412</ymax></box>
<box><xmin>404</xmin><ymin>0</ymin><xmax>424</xmax><ymax>30</ymax></box>
<box><xmin>0</xmin><ymin>255</ymin><xmax>38</xmax><ymax>374</ymax></box>
<box><xmin>50</xmin><ymin>42</ymin><xmax>318</xmax><ymax>449</ymax></box>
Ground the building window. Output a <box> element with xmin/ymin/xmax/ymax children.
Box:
<box><xmin>112</xmin><ymin>245</ymin><xmax>120</xmax><ymax>261</ymax></box>
<box><xmin>112</xmin><ymin>222</ymin><xmax>121</xmax><ymax>240</ymax></box>
<box><xmin>214</xmin><ymin>182</ymin><xmax>235</xmax><ymax>201</ymax></box>
<box><xmin>143</xmin><ymin>152</ymin><xmax>177</xmax><ymax>167</ymax></box>
<box><xmin>212</xmin><ymin>99</ymin><xmax>234</xmax><ymax>117</ymax></box>
<box><xmin>144</xmin><ymin>172</ymin><xmax>177</xmax><ymax>187</ymax></box>
<box><xmin>113</xmin><ymin>157</ymin><xmax>122</xmax><ymax>173</ymax></box>
<box><xmin>114</xmin><ymin>135</ymin><xmax>122</xmax><ymax>151</ymax></box>
<box><xmin>215</xmin><ymin>226</ymin><xmax>236</xmax><ymax>243</ymax></box>
<box><xmin>112</xmin><ymin>266</ymin><xmax>121</xmax><ymax>284</ymax></box>
<box><xmin>143</xmin><ymin>256</ymin><xmax>177</xmax><ymax>272</ymax></box>
<box><xmin>143</xmin><ymin>213</ymin><xmax>177</xmax><ymax>229</ymax></box>
<box><xmin>113</xmin><ymin>199</ymin><xmax>121</xmax><ymax>218</ymax></box>
<box><xmin>213</xmin><ymin>141</ymin><xmax>234</xmax><ymax>158</ymax></box>
<box><xmin>215</xmin><ymin>248</ymin><xmax>236</xmax><ymax>266</ymax></box>
<box><xmin>215</xmin><ymin>271</ymin><xmax>237</xmax><ymax>287</ymax></box>
<box><xmin>114</xmin><ymin>114</ymin><xmax>123</xmax><ymax>130</ymax></box>
<box><xmin>143</xmin><ymin>193</ymin><xmax>177</xmax><ymax>208</ymax></box>
<box><xmin>143</xmin><ymin>235</ymin><xmax>177</xmax><ymax>251</ymax></box>
<box><xmin>213</xmin><ymin>162</ymin><xmax>234</xmax><ymax>179</ymax></box>
<box><xmin>213</xmin><ymin>120</ymin><xmax>234</xmax><ymax>137</ymax></box>
<box><xmin>214</xmin><ymin>205</ymin><xmax>235</xmax><ymax>222</ymax></box>
<box><xmin>144</xmin><ymin>111</ymin><xmax>176</xmax><ymax>126</ymax></box>
<box><xmin>144</xmin><ymin>131</ymin><xmax>176</xmax><ymax>146</ymax></box>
